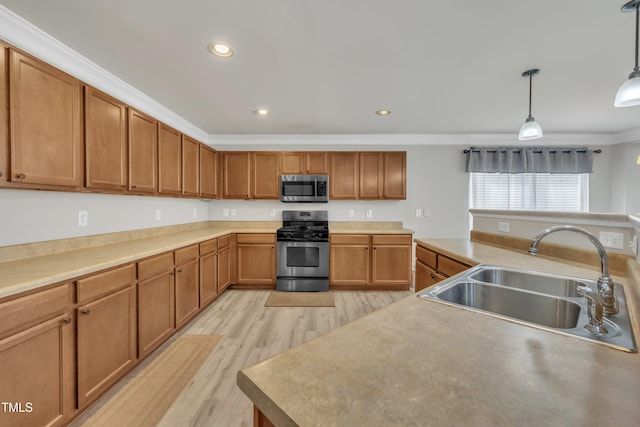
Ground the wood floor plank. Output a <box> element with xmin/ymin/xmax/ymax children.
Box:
<box><xmin>73</xmin><ymin>289</ymin><xmax>412</xmax><ymax>427</ymax></box>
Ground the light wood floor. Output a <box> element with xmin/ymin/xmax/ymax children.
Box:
<box><xmin>72</xmin><ymin>289</ymin><xmax>413</xmax><ymax>426</ymax></box>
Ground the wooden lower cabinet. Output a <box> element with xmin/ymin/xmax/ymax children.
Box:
<box><xmin>200</xmin><ymin>239</ymin><xmax>218</xmax><ymax>307</ymax></box>
<box><xmin>0</xmin><ymin>313</ymin><xmax>74</xmax><ymax>427</ymax></box>
<box><xmin>235</xmin><ymin>234</ymin><xmax>276</xmax><ymax>287</ymax></box>
<box><xmin>254</xmin><ymin>406</ymin><xmax>276</xmax><ymax>427</ymax></box>
<box><xmin>175</xmin><ymin>258</ymin><xmax>200</xmax><ymax>328</ymax></box>
<box><xmin>76</xmin><ymin>286</ymin><xmax>136</xmax><ymax>408</ymax></box>
<box><xmin>218</xmin><ymin>245</ymin><xmax>232</xmax><ymax>292</ymax></box>
<box><xmin>330</xmin><ymin>234</ymin><xmax>411</xmax><ymax>290</ymax></box>
<box><xmin>137</xmin><ymin>253</ymin><xmax>176</xmax><ymax>359</ymax></box>
<box><xmin>330</xmin><ymin>237</ymin><xmax>370</xmax><ymax>287</ymax></box>
<box><xmin>414</xmin><ymin>243</ymin><xmax>473</xmax><ymax>291</ymax></box>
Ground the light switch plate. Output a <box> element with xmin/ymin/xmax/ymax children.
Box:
<box><xmin>78</xmin><ymin>210</ymin><xmax>88</xmax><ymax>227</ymax></box>
<box><xmin>415</xmin><ymin>208</ymin><xmax>422</xmax><ymax>217</ymax></box>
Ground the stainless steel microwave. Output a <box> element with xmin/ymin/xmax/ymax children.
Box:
<box><xmin>279</xmin><ymin>175</ymin><xmax>329</xmax><ymax>203</ymax></box>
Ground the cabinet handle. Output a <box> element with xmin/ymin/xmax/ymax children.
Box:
<box><xmin>81</xmin><ymin>309</ymin><xmax>90</xmax><ymax>315</ymax></box>
<box><xmin>131</xmin><ymin>184</ymin><xmax>137</xmax><ymax>189</ymax></box>
<box><xmin>0</xmin><ymin>172</ymin><xmax>3</xmax><ymax>178</ymax></box>
<box><xmin>430</xmin><ymin>273</ymin><xmax>436</xmax><ymax>279</ymax></box>
<box><xmin>63</xmin><ymin>317</ymin><xmax>72</xmax><ymax>324</ymax></box>
<box><xmin>16</xmin><ymin>173</ymin><xmax>25</xmax><ymax>179</ymax></box>
<box><xmin>176</xmin><ymin>268</ymin><xmax>182</xmax><ymax>273</ymax></box>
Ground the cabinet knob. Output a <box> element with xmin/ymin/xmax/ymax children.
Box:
<box><xmin>430</xmin><ymin>273</ymin><xmax>436</xmax><ymax>279</ymax></box>
<box><xmin>16</xmin><ymin>173</ymin><xmax>25</xmax><ymax>179</ymax></box>
<box><xmin>131</xmin><ymin>184</ymin><xmax>137</xmax><ymax>189</ymax></box>
<box><xmin>176</xmin><ymin>268</ymin><xmax>182</xmax><ymax>273</ymax></box>
<box><xmin>63</xmin><ymin>317</ymin><xmax>72</xmax><ymax>324</ymax></box>
<box><xmin>81</xmin><ymin>309</ymin><xmax>90</xmax><ymax>315</ymax></box>
<box><xmin>0</xmin><ymin>171</ymin><xmax>3</xmax><ymax>178</ymax></box>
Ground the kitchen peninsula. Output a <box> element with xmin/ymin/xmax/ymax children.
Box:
<box><xmin>238</xmin><ymin>238</ymin><xmax>640</xmax><ymax>427</ymax></box>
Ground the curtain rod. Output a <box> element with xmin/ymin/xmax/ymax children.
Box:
<box><xmin>463</xmin><ymin>149</ymin><xmax>602</xmax><ymax>154</ymax></box>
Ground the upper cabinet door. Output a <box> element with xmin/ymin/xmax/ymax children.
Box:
<box><xmin>128</xmin><ymin>108</ymin><xmax>158</xmax><ymax>194</ymax></box>
<box><xmin>251</xmin><ymin>152</ymin><xmax>279</xmax><ymax>199</ymax></box>
<box><xmin>280</xmin><ymin>152</ymin><xmax>304</xmax><ymax>174</ymax></box>
<box><xmin>84</xmin><ymin>86</ymin><xmax>128</xmax><ymax>191</ymax></box>
<box><xmin>222</xmin><ymin>152</ymin><xmax>250</xmax><ymax>199</ymax></box>
<box><xmin>329</xmin><ymin>152</ymin><xmax>359</xmax><ymax>199</ymax></box>
<box><xmin>359</xmin><ymin>152</ymin><xmax>383</xmax><ymax>199</ymax></box>
<box><xmin>199</xmin><ymin>144</ymin><xmax>217</xmax><ymax>199</ymax></box>
<box><xmin>181</xmin><ymin>135</ymin><xmax>199</xmax><ymax>197</ymax></box>
<box><xmin>383</xmin><ymin>152</ymin><xmax>406</xmax><ymax>199</ymax></box>
<box><xmin>305</xmin><ymin>152</ymin><xmax>329</xmax><ymax>174</ymax></box>
<box><xmin>9</xmin><ymin>49</ymin><xmax>83</xmax><ymax>187</ymax></box>
<box><xmin>158</xmin><ymin>123</ymin><xmax>181</xmax><ymax>195</ymax></box>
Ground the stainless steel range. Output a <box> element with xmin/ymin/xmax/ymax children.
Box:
<box><xmin>276</xmin><ymin>210</ymin><xmax>329</xmax><ymax>292</ymax></box>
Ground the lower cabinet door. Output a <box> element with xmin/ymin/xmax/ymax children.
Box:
<box><xmin>175</xmin><ymin>260</ymin><xmax>199</xmax><ymax>328</ymax></box>
<box><xmin>329</xmin><ymin>245</ymin><xmax>370</xmax><ymax>286</ymax></box>
<box><xmin>200</xmin><ymin>252</ymin><xmax>218</xmax><ymax>307</ymax></box>
<box><xmin>0</xmin><ymin>313</ymin><xmax>74</xmax><ymax>427</ymax></box>
<box><xmin>415</xmin><ymin>261</ymin><xmax>444</xmax><ymax>292</ymax></box>
<box><xmin>77</xmin><ymin>287</ymin><xmax>136</xmax><ymax>408</ymax></box>
<box><xmin>217</xmin><ymin>247</ymin><xmax>231</xmax><ymax>292</ymax></box>
<box><xmin>138</xmin><ymin>271</ymin><xmax>175</xmax><ymax>359</ymax></box>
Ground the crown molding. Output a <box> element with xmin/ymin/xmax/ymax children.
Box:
<box><xmin>0</xmin><ymin>5</ymin><xmax>209</xmax><ymax>143</ymax></box>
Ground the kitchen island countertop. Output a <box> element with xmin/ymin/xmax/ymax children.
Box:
<box><xmin>238</xmin><ymin>238</ymin><xmax>640</xmax><ymax>427</ymax></box>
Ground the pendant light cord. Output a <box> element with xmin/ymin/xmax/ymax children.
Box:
<box><xmin>528</xmin><ymin>73</ymin><xmax>533</xmax><ymax>119</ymax></box>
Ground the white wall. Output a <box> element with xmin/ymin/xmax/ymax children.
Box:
<box><xmin>0</xmin><ymin>190</ymin><xmax>209</xmax><ymax>246</ymax></box>
<box><xmin>610</xmin><ymin>141</ymin><xmax>640</xmax><ymax>214</ymax></box>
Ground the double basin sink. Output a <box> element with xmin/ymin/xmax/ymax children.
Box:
<box><xmin>418</xmin><ymin>265</ymin><xmax>637</xmax><ymax>352</ymax></box>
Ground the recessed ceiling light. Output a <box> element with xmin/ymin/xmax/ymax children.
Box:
<box><xmin>375</xmin><ymin>109</ymin><xmax>391</xmax><ymax>116</ymax></box>
<box><xmin>208</xmin><ymin>42</ymin><xmax>234</xmax><ymax>58</ymax></box>
<box><xmin>254</xmin><ymin>109</ymin><xmax>270</xmax><ymax>116</ymax></box>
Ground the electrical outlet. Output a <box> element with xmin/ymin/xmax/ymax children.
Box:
<box><xmin>599</xmin><ymin>231</ymin><xmax>624</xmax><ymax>249</ymax></box>
<box><xmin>155</xmin><ymin>209</ymin><xmax>162</xmax><ymax>221</ymax></box>
<box><xmin>193</xmin><ymin>208</ymin><xmax>197</xmax><ymax>218</ymax></box>
<box><xmin>424</xmin><ymin>209</ymin><xmax>430</xmax><ymax>217</ymax></box>
<box><xmin>366</xmin><ymin>209</ymin><xmax>373</xmax><ymax>219</ymax></box>
<box><xmin>348</xmin><ymin>209</ymin><xmax>354</xmax><ymax>218</ymax></box>
<box><xmin>230</xmin><ymin>209</ymin><xmax>236</xmax><ymax>217</ymax></box>
<box><xmin>498</xmin><ymin>222</ymin><xmax>510</xmax><ymax>233</ymax></box>
<box><xmin>78</xmin><ymin>210</ymin><xmax>88</xmax><ymax>227</ymax></box>
<box><xmin>270</xmin><ymin>209</ymin><xmax>276</xmax><ymax>217</ymax></box>
<box><xmin>223</xmin><ymin>208</ymin><xmax>229</xmax><ymax>217</ymax></box>
<box><xmin>415</xmin><ymin>208</ymin><xmax>422</xmax><ymax>217</ymax></box>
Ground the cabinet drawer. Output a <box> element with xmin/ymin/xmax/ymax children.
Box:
<box><xmin>236</xmin><ymin>233</ymin><xmax>275</xmax><ymax>244</ymax></box>
<box><xmin>416</xmin><ymin>245</ymin><xmax>437</xmax><ymax>269</ymax></box>
<box><xmin>218</xmin><ymin>234</ymin><xmax>231</xmax><ymax>249</ymax></box>
<box><xmin>175</xmin><ymin>244</ymin><xmax>199</xmax><ymax>265</ymax></box>
<box><xmin>331</xmin><ymin>234</ymin><xmax>370</xmax><ymax>245</ymax></box>
<box><xmin>0</xmin><ymin>283</ymin><xmax>71</xmax><ymax>338</ymax></box>
<box><xmin>200</xmin><ymin>239</ymin><xmax>218</xmax><ymax>256</ymax></box>
<box><xmin>438</xmin><ymin>255</ymin><xmax>471</xmax><ymax>277</ymax></box>
<box><xmin>138</xmin><ymin>252</ymin><xmax>174</xmax><ymax>280</ymax></box>
<box><xmin>77</xmin><ymin>264</ymin><xmax>135</xmax><ymax>304</ymax></box>
<box><xmin>372</xmin><ymin>234</ymin><xmax>411</xmax><ymax>245</ymax></box>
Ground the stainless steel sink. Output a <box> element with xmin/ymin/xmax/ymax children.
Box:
<box><xmin>418</xmin><ymin>265</ymin><xmax>637</xmax><ymax>352</ymax></box>
<box><xmin>437</xmin><ymin>281</ymin><xmax>581</xmax><ymax>329</ymax></box>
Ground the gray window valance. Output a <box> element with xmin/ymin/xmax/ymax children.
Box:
<box><xmin>465</xmin><ymin>146</ymin><xmax>594</xmax><ymax>174</ymax></box>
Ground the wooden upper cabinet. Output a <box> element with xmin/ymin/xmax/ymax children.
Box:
<box><xmin>158</xmin><ymin>123</ymin><xmax>181</xmax><ymax>195</ymax></box>
<box><xmin>181</xmin><ymin>135</ymin><xmax>199</xmax><ymax>197</ymax></box>
<box><xmin>329</xmin><ymin>152</ymin><xmax>359</xmax><ymax>199</ymax></box>
<box><xmin>9</xmin><ymin>49</ymin><xmax>83</xmax><ymax>188</ymax></box>
<box><xmin>0</xmin><ymin>43</ymin><xmax>8</xmax><ymax>184</ymax></box>
<box><xmin>128</xmin><ymin>108</ymin><xmax>158</xmax><ymax>194</ymax></box>
<box><xmin>84</xmin><ymin>86</ymin><xmax>128</xmax><ymax>191</ymax></box>
<box><xmin>280</xmin><ymin>152</ymin><xmax>329</xmax><ymax>175</ymax></box>
<box><xmin>280</xmin><ymin>152</ymin><xmax>304</xmax><ymax>174</ymax></box>
<box><xmin>383</xmin><ymin>151</ymin><xmax>406</xmax><ymax>199</ymax></box>
<box><xmin>222</xmin><ymin>151</ymin><xmax>250</xmax><ymax>199</ymax></box>
<box><xmin>199</xmin><ymin>144</ymin><xmax>217</xmax><ymax>199</ymax></box>
<box><xmin>305</xmin><ymin>152</ymin><xmax>329</xmax><ymax>174</ymax></box>
<box><xmin>359</xmin><ymin>152</ymin><xmax>383</xmax><ymax>199</ymax></box>
<box><xmin>251</xmin><ymin>152</ymin><xmax>279</xmax><ymax>199</ymax></box>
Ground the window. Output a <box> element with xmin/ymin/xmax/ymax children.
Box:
<box><xmin>469</xmin><ymin>172</ymin><xmax>589</xmax><ymax>212</ymax></box>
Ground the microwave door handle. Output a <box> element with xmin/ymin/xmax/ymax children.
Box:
<box><xmin>314</xmin><ymin>178</ymin><xmax>318</xmax><ymax>199</ymax></box>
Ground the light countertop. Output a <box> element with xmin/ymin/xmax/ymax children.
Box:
<box><xmin>237</xmin><ymin>238</ymin><xmax>640</xmax><ymax>427</ymax></box>
<box><xmin>0</xmin><ymin>221</ymin><xmax>410</xmax><ymax>299</ymax></box>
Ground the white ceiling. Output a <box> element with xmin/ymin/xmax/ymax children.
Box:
<box><xmin>2</xmin><ymin>0</ymin><xmax>640</xmax><ymax>137</ymax></box>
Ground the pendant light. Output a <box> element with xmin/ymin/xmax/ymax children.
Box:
<box><xmin>518</xmin><ymin>69</ymin><xmax>543</xmax><ymax>140</ymax></box>
<box><xmin>615</xmin><ymin>0</ymin><xmax>640</xmax><ymax>107</ymax></box>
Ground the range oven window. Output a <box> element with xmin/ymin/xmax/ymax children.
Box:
<box><xmin>282</xmin><ymin>181</ymin><xmax>316</xmax><ymax>197</ymax></box>
<box><xmin>286</xmin><ymin>247</ymin><xmax>320</xmax><ymax>267</ymax></box>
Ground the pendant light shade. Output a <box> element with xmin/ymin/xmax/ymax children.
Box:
<box><xmin>615</xmin><ymin>0</ymin><xmax>640</xmax><ymax>107</ymax></box>
<box><xmin>518</xmin><ymin>69</ymin><xmax>542</xmax><ymax>141</ymax></box>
